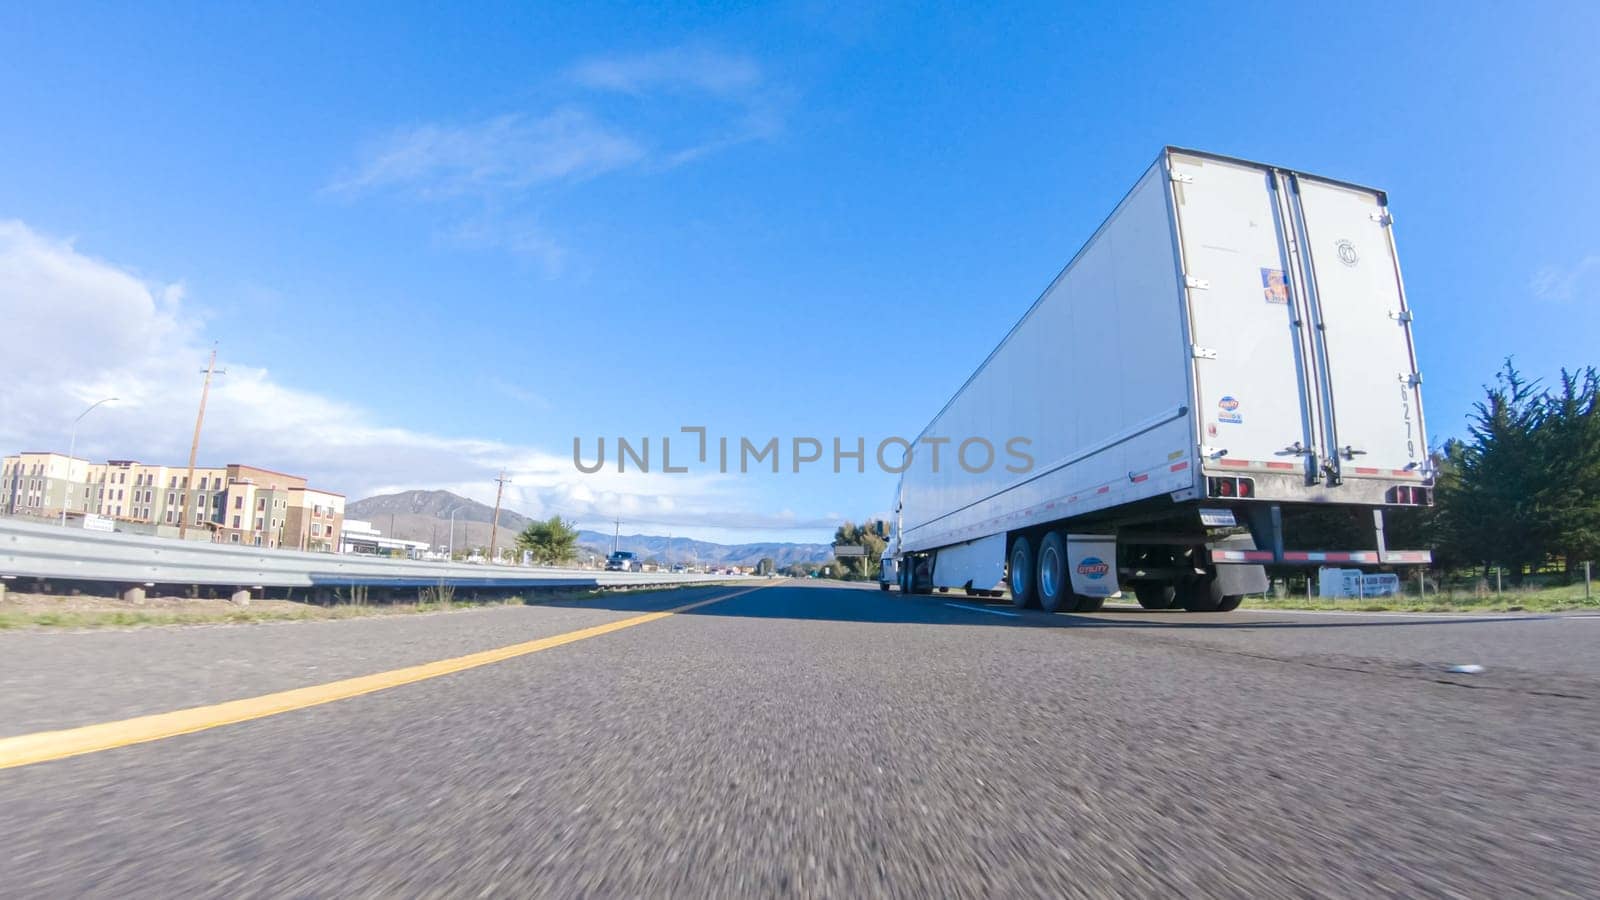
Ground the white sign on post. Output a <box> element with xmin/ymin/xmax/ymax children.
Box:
<box><xmin>1318</xmin><ymin>567</ymin><xmax>1400</xmax><ymax>598</ymax></box>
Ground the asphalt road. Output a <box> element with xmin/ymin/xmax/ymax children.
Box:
<box><xmin>2</xmin><ymin>581</ymin><xmax>1597</xmax><ymax>898</ymax></box>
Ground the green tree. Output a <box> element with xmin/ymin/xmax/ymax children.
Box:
<box><xmin>515</xmin><ymin>515</ymin><xmax>580</xmax><ymax>566</ymax></box>
<box><xmin>1449</xmin><ymin>361</ymin><xmax>1551</xmax><ymax>583</ymax></box>
<box><xmin>832</xmin><ymin>519</ymin><xmax>890</xmax><ymax>580</ymax></box>
<box><xmin>756</xmin><ymin>557</ymin><xmax>776</xmax><ymax>576</ymax></box>
<box><xmin>1539</xmin><ymin>367</ymin><xmax>1600</xmax><ymax>577</ymax></box>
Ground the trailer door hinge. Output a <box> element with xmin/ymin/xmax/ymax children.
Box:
<box><xmin>1184</xmin><ymin>275</ymin><xmax>1210</xmax><ymax>290</ymax></box>
<box><xmin>1399</xmin><ymin>372</ymin><xmax>1423</xmax><ymax>386</ymax></box>
<box><xmin>1191</xmin><ymin>345</ymin><xmax>1217</xmax><ymax>360</ymax></box>
<box><xmin>1169</xmin><ymin>169</ymin><xmax>1194</xmax><ymax>184</ymax></box>
<box><xmin>1370</xmin><ymin>211</ymin><xmax>1393</xmax><ymax>226</ymax></box>
<box><xmin>1387</xmin><ymin>309</ymin><xmax>1414</xmax><ymax>323</ymax></box>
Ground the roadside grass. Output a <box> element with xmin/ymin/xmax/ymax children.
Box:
<box><xmin>0</xmin><ymin>599</ymin><xmax>522</xmax><ymax>631</ymax></box>
<box><xmin>0</xmin><ymin>584</ymin><xmax>685</xmax><ymax>631</ymax></box>
<box><xmin>1242</xmin><ymin>581</ymin><xmax>1600</xmax><ymax>614</ymax></box>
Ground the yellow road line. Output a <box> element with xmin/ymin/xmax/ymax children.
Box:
<box><xmin>0</xmin><ymin>586</ymin><xmax>762</xmax><ymax>771</ymax></box>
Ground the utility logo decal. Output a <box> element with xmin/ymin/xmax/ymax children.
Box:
<box><xmin>1218</xmin><ymin>395</ymin><xmax>1243</xmax><ymax>424</ymax></box>
<box><xmin>1076</xmin><ymin>557</ymin><xmax>1109</xmax><ymax>579</ymax></box>
<box><xmin>1260</xmin><ymin>267</ymin><xmax>1289</xmax><ymax>304</ymax></box>
<box><xmin>1336</xmin><ymin>239</ymin><xmax>1359</xmax><ymax>266</ymax></box>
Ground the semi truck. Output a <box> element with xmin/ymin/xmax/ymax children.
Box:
<box><xmin>880</xmin><ymin>147</ymin><xmax>1432</xmax><ymax>612</ymax></box>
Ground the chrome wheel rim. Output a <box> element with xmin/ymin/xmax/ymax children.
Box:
<box><xmin>1039</xmin><ymin>545</ymin><xmax>1061</xmax><ymax>599</ymax></box>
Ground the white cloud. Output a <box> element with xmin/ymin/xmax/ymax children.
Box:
<box><xmin>330</xmin><ymin>108</ymin><xmax>645</xmax><ymax>199</ymax></box>
<box><xmin>1531</xmin><ymin>254</ymin><xmax>1600</xmax><ymax>302</ymax></box>
<box><xmin>0</xmin><ymin>221</ymin><xmax>821</xmax><ymax>538</ymax></box>
<box><xmin>330</xmin><ymin>46</ymin><xmax>787</xmax><ymax>253</ymax></box>
<box><xmin>568</xmin><ymin>46</ymin><xmax>764</xmax><ymax>98</ymax></box>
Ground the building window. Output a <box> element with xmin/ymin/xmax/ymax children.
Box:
<box><xmin>230</xmin><ymin>534</ymin><xmax>240</xmax><ymax>544</ymax></box>
<box><xmin>232</xmin><ymin>516</ymin><xmax>241</xmax><ymax>528</ymax></box>
<box><xmin>257</xmin><ymin>498</ymin><xmax>266</xmax><ymax>512</ymax></box>
<box><xmin>234</xmin><ymin>496</ymin><xmax>243</xmax><ymax>509</ymax></box>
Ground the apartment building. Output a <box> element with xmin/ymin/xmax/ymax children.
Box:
<box><xmin>2</xmin><ymin>452</ymin><xmax>345</xmax><ymax>551</ymax></box>
<box><xmin>283</xmin><ymin>487</ymin><xmax>346</xmax><ymax>552</ymax></box>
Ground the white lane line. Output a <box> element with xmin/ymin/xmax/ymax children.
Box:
<box><xmin>945</xmin><ymin>602</ymin><xmax>1020</xmax><ymax>618</ymax></box>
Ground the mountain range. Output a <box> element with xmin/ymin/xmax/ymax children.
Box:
<box><xmin>345</xmin><ymin>490</ymin><xmax>835</xmax><ymax>567</ymax></box>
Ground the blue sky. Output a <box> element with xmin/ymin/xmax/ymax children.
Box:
<box><xmin>2</xmin><ymin>1</ymin><xmax>1597</xmax><ymax>542</ymax></box>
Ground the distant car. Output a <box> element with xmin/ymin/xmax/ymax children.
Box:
<box><xmin>604</xmin><ymin>551</ymin><xmax>638</xmax><ymax>572</ymax></box>
<box><xmin>671</xmin><ymin>563</ymin><xmax>686</xmax><ymax>573</ymax></box>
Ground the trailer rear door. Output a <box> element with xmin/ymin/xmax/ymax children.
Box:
<box><xmin>1290</xmin><ymin>177</ymin><xmax>1426</xmax><ymax>476</ymax></box>
<box><xmin>1168</xmin><ymin>152</ymin><xmax>1316</xmax><ymax>472</ymax></box>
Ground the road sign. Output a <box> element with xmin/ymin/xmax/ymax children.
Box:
<box><xmin>832</xmin><ymin>544</ymin><xmax>867</xmax><ymax>557</ymax></box>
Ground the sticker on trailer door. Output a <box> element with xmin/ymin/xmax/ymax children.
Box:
<box><xmin>1260</xmin><ymin>267</ymin><xmax>1289</xmax><ymax>304</ymax></box>
<box><xmin>1218</xmin><ymin>395</ymin><xmax>1243</xmax><ymax>424</ymax></box>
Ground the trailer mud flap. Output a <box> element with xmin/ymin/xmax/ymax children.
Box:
<box><xmin>1207</xmin><ymin>533</ymin><xmax>1269</xmax><ymax>595</ymax></box>
<box><xmin>1067</xmin><ymin>535</ymin><xmax>1119</xmax><ymax>598</ymax></box>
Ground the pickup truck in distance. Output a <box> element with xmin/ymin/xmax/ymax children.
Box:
<box><xmin>882</xmin><ymin>146</ymin><xmax>1432</xmax><ymax>613</ymax></box>
<box><xmin>604</xmin><ymin>551</ymin><xmax>638</xmax><ymax>572</ymax></box>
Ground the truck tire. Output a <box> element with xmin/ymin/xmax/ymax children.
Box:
<box><xmin>1074</xmin><ymin>594</ymin><xmax>1105</xmax><ymax>613</ymax></box>
<box><xmin>1180</xmin><ymin>571</ymin><xmax>1225</xmax><ymax>612</ymax></box>
<box><xmin>1035</xmin><ymin>532</ymin><xmax>1070</xmax><ymax>612</ymax></box>
<box><xmin>879</xmin><ymin>581</ymin><xmax>890</xmax><ymax>592</ymax></box>
<box><xmin>1009</xmin><ymin>536</ymin><xmax>1038</xmax><ymax>609</ymax></box>
<box><xmin>1216</xmin><ymin>593</ymin><xmax>1243</xmax><ymax>612</ymax></box>
<box><xmin>1134</xmin><ymin>583</ymin><xmax>1177</xmax><ymax>610</ymax></box>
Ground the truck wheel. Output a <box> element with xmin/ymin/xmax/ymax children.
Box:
<box><xmin>1134</xmin><ymin>583</ymin><xmax>1176</xmax><ymax>610</ymax></box>
<box><xmin>1074</xmin><ymin>594</ymin><xmax>1105</xmax><ymax>613</ymax></box>
<box><xmin>1009</xmin><ymin>536</ymin><xmax>1038</xmax><ymax>608</ymax></box>
<box><xmin>1180</xmin><ymin>571</ymin><xmax>1225</xmax><ymax>612</ymax></box>
<box><xmin>1216</xmin><ymin>593</ymin><xmax>1243</xmax><ymax>612</ymax></box>
<box><xmin>879</xmin><ymin>581</ymin><xmax>890</xmax><ymax>592</ymax></box>
<box><xmin>1036</xmin><ymin>532</ymin><xmax>1069</xmax><ymax>612</ymax></box>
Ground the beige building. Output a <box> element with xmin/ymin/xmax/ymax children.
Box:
<box><xmin>2</xmin><ymin>452</ymin><xmax>346</xmax><ymax>551</ymax></box>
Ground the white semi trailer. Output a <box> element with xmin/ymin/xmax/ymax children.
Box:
<box><xmin>882</xmin><ymin>147</ymin><xmax>1432</xmax><ymax>612</ymax></box>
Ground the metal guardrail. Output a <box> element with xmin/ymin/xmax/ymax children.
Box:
<box><xmin>0</xmin><ymin>518</ymin><xmax>747</xmax><ymax>591</ymax></box>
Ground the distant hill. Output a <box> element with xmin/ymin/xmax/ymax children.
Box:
<box><xmin>346</xmin><ymin>490</ymin><xmax>834</xmax><ymax>566</ymax></box>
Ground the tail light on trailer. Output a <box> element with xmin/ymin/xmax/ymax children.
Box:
<box><xmin>1386</xmin><ymin>485</ymin><xmax>1433</xmax><ymax>506</ymax></box>
<box><xmin>1207</xmin><ymin>476</ymin><xmax>1255</xmax><ymax>499</ymax></box>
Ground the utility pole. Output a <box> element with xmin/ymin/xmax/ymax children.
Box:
<box><xmin>488</xmin><ymin>471</ymin><xmax>510</xmax><ymax>565</ymax></box>
<box><xmin>448</xmin><ymin>509</ymin><xmax>457</xmax><ymax>561</ymax></box>
<box><xmin>613</xmin><ymin>517</ymin><xmax>621</xmax><ymax>554</ymax></box>
<box><xmin>178</xmin><ymin>347</ymin><xmax>224</xmax><ymax>540</ymax></box>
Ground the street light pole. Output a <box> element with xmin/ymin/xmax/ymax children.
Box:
<box><xmin>62</xmin><ymin>397</ymin><xmax>117</xmax><ymax>527</ymax></box>
<box><xmin>448</xmin><ymin>509</ymin><xmax>456</xmax><ymax>561</ymax></box>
